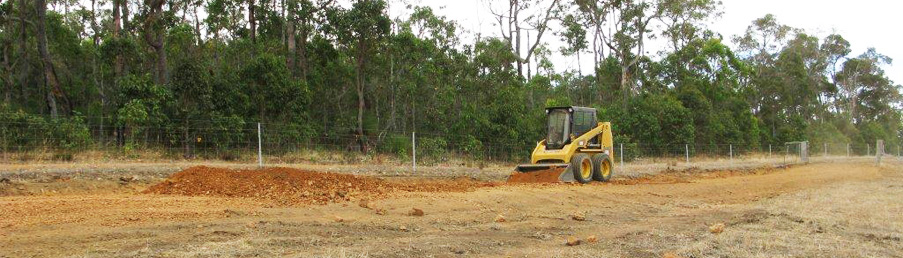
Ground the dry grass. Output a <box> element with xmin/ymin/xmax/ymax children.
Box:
<box><xmin>671</xmin><ymin>163</ymin><xmax>903</xmax><ymax>257</ymax></box>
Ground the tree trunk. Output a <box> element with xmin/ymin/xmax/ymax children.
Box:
<box><xmin>121</xmin><ymin>0</ymin><xmax>130</xmax><ymax>32</ymax></box>
<box><xmin>299</xmin><ymin>28</ymin><xmax>309</xmax><ymax>78</ymax></box>
<box><xmin>249</xmin><ymin>0</ymin><xmax>257</xmax><ymax>43</ymax></box>
<box><xmin>113</xmin><ymin>0</ymin><xmax>122</xmax><ymax>80</ymax></box>
<box><xmin>356</xmin><ymin>42</ymin><xmax>367</xmax><ymax>154</ymax></box>
<box><xmin>193</xmin><ymin>5</ymin><xmax>202</xmax><ymax>45</ymax></box>
<box><xmin>18</xmin><ymin>0</ymin><xmax>29</xmax><ymax>104</ymax></box>
<box><xmin>35</xmin><ymin>0</ymin><xmax>68</xmax><ymax>118</ymax></box>
<box><xmin>2</xmin><ymin>45</ymin><xmax>10</xmax><ymax>104</ymax></box>
<box><xmin>183</xmin><ymin>118</ymin><xmax>192</xmax><ymax>158</ymax></box>
<box><xmin>287</xmin><ymin>17</ymin><xmax>296</xmax><ymax>76</ymax></box>
<box><xmin>144</xmin><ymin>0</ymin><xmax>167</xmax><ymax>85</ymax></box>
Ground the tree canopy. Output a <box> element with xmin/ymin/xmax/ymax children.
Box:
<box><xmin>0</xmin><ymin>0</ymin><xmax>900</xmax><ymax>159</ymax></box>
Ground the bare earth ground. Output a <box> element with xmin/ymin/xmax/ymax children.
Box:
<box><xmin>2</xmin><ymin>159</ymin><xmax>902</xmax><ymax>257</ymax></box>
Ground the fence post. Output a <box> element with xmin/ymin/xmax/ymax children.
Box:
<box><xmin>847</xmin><ymin>143</ymin><xmax>850</xmax><ymax>157</ymax></box>
<box><xmin>867</xmin><ymin>144</ymin><xmax>871</xmax><ymax>156</ymax></box>
<box><xmin>824</xmin><ymin>143</ymin><xmax>827</xmax><ymax>157</ymax></box>
<box><xmin>729</xmin><ymin>144</ymin><xmax>733</xmax><ymax>165</ymax></box>
<box><xmin>685</xmin><ymin>144</ymin><xmax>689</xmax><ymax>164</ymax></box>
<box><xmin>257</xmin><ymin>123</ymin><xmax>263</xmax><ymax>168</ymax></box>
<box><xmin>769</xmin><ymin>144</ymin><xmax>772</xmax><ymax>158</ymax></box>
<box><xmin>412</xmin><ymin>132</ymin><xmax>416</xmax><ymax>173</ymax></box>
<box><xmin>876</xmin><ymin>140</ymin><xmax>883</xmax><ymax>165</ymax></box>
<box><xmin>620</xmin><ymin>143</ymin><xmax>624</xmax><ymax>167</ymax></box>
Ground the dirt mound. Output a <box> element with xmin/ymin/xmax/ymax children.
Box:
<box><xmin>506</xmin><ymin>168</ymin><xmax>566</xmax><ymax>183</ymax></box>
<box><xmin>144</xmin><ymin>166</ymin><xmax>496</xmax><ymax>205</ymax></box>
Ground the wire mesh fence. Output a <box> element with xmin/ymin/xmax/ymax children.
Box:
<box><xmin>0</xmin><ymin>115</ymin><xmax>899</xmax><ymax>168</ymax></box>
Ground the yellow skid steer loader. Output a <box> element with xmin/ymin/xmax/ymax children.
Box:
<box><xmin>514</xmin><ymin>106</ymin><xmax>615</xmax><ymax>183</ymax></box>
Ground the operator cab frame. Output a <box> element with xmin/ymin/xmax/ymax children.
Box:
<box><xmin>545</xmin><ymin>106</ymin><xmax>598</xmax><ymax>150</ymax></box>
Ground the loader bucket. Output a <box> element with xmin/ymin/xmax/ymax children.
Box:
<box><xmin>508</xmin><ymin>163</ymin><xmax>576</xmax><ymax>183</ymax></box>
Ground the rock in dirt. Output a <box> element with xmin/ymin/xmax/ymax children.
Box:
<box><xmin>409</xmin><ymin>208</ymin><xmax>424</xmax><ymax>217</ymax></box>
<box><xmin>358</xmin><ymin>200</ymin><xmax>372</xmax><ymax>209</ymax></box>
<box><xmin>334</xmin><ymin>216</ymin><xmax>345</xmax><ymax>223</ymax></box>
<box><xmin>709</xmin><ymin>223</ymin><xmax>725</xmax><ymax>234</ymax></box>
<box><xmin>566</xmin><ymin>236</ymin><xmax>582</xmax><ymax>246</ymax></box>
<box><xmin>586</xmin><ymin>235</ymin><xmax>597</xmax><ymax>243</ymax></box>
<box><xmin>375</xmin><ymin>208</ymin><xmax>386</xmax><ymax>215</ymax></box>
<box><xmin>494</xmin><ymin>214</ymin><xmax>506</xmax><ymax>222</ymax></box>
<box><xmin>571</xmin><ymin>213</ymin><xmax>586</xmax><ymax>221</ymax></box>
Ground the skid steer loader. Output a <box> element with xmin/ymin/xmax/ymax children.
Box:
<box><xmin>514</xmin><ymin>106</ymin><xmax>615</xmax><ymax>183</ymax></box>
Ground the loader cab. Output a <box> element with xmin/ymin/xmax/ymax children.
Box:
<box><xmin>545</xmin><ymin>106</ymin><xmax>597</xmax><ymax>150</ymax></box>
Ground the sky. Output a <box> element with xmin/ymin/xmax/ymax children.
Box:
<box><xmin>386</xmin><ymin>0</ymin><xmax>903</xmax><ymax>84</ymax></box>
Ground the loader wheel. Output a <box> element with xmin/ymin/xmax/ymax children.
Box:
<box><xmin>592</xmin><ymin>154</ymin><xmax>613</xmax><ymax>182</ymax></box>
<box><xmin>571</xmin><ymin>153</ymin><xmax>593</xmax><ymax>184</ymax></box>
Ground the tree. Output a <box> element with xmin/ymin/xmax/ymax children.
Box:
<box><xmin>330</xmin><ymin>0</ymin><xmax>390</xmax><ymax>153</ymax></box>
<box><xmin>143</xmin><ymin>0</ymin><xmax>167</xmax><ymax>85</ymax></box>
<box><xmin>35</xmin><ymin>0</ymin><xmax>70</xmax><ymax>118</ymax></box>
<box><xmin>489</xmin><ymin>0</ymin><xmax>562</xmax><ymax>80</ymax></box>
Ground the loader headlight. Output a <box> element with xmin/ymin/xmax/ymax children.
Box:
<box><xmin>579</xmin><ymin>141</ymin><xmax>585</xmax><ymax>146</ymax></box>
<box><xmin>604</xmin><ymin>150</ymin><xmax>610</xmax><ymax>155</ymax></box>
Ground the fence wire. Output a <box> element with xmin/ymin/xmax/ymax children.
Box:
<box><xmin>0</xmin><ymin>117</ymin><xmax>899</xmax><ymax>166</ymax></box>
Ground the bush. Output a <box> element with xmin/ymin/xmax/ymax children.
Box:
<box><xmin>377</xmin><ymin>133</ymin><xmax>410</xmax><ymax>158</ymax></box>
<box><xmin>0</xmin><ymin>108</ymin><xmax>92</xmax><ymax>151</ymax></box>
<box><xmin>417</xmin><ymin>137</ymin><xmax>448</xmax><ymax>163</ymax></box>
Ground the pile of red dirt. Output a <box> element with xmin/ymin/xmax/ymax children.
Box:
<box><xmin>506</xmin><ymin>168</ymin><xmax>566</xmax><ymax>183</ymax></box>
<box><xmin>144</xmin><ymin>166</ymin><xmax>497</xmax><ymax>205</ymax></box>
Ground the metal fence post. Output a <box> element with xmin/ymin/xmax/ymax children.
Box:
<box><xmin>847</xmin><ymin>143</ymin><xmax>850</xmax><ymax>157</ymax></box>
<box><xmin>257</xmin><ymin>122</ymin><xmax>263</xmax><ymax>168</ymax></box>
<box><xmin>729</xmin><ymin>144</ymin><xmax>733</xmax><ymax>165</ymax></box>
<box><xmin>620</xmin><ymin>143</ymin><xmax>624</xmax><ymax>167</ymax></box>
<box><xmin>867</xmin><ymin>144</ymin><xmax>871</xmax><ymax>156</ymax></box>
<box><xmin>824</xmin><ymin>143</ymin><xmax>827</xmax><ymax>157</ymax></box>
<box><xmin>685</xmin><ymin>144</ymin><xmax>689</xmax><ymax>164</ymax></box>
<box><xmin>769</xmin><ymin>144</ymin><xmax>772</xmax><ymax>158</ymax></box>
<box><xmin>412</xmin><ymin>132</ymin><xmax>416</xmax><ymax>172</ymax></box>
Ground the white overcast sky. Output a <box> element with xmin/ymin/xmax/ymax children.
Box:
<box><xmin>386</xmin><ymin>0</ymin><xmax>902</xmax><ymax>84</ymax></box>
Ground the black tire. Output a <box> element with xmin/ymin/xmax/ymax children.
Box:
<box><xmin>592</xmin><ymin>154</ymin><xmax>613</xmax><ymax>182</ymax></box>
<box><xmin>570</xmin><ymin>153</ymin><xmax>593</xmax><ymax>184</ymax></box>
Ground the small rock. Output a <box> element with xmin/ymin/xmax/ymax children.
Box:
<box><xmin>334</xmin><ymin>216</ymin><xmax>345</xmax><ymax>223</ymax></box>
<box><xmin>586</xmin><ymin>235</ymin><xmax>597</xmax><ymax>243</ymax></box>
<box><xmin>196</xmin><ymin>224</ymin><xmax>205</xmax><ymax>228</ymax></box>
<box><xmin>359</xmin><ymin>200</ymin><xmax>372</xmax><ymax>209</ymax></box>
<box><xmin>709</xmin><ymin>223</ymin><xmax>725</xmax><ymax>234</ymax></box>
<box><xmin>409</xmin><ymin>208</ymin><xmax>424</xmax><ymax>217</ymax></box>
<box><xmin>246</xmin><ymin>221</ymin><xmax>259</xmax><ymax>228</ymax></box>
<box><xmin>566</xmin><ymin>236</ymin><xmax>582</xmax><ymax>246</ymax></box>
<box><xmin>495</xmin><ymin>214</ymin><xmax>506</xmax><ymax>222</ymax></box>
<box><xmin>375</xmin><ymin>208</ymin><xmax>386</xmax><ymax>215</ymax></box>
<box><xmin>399</xmin><ymin>225</ymin><xmax>408</xmax><ymax>231</ymax></box>
<box><xmin>571</xmin><ymin>213</ymin><xmax>586</xmax><ymax>221</ymax></box>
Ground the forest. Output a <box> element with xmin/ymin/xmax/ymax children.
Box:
<box><xmin>0</xmin><ymin>0</ymin><xmax>901</xmax><ymax>160</ymax></box>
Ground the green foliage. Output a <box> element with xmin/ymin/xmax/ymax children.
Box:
<box><xmin>2</xmin><ymin>1</ymin><xmax>901</xmax><ymax>163</ymax></box>
<box><xmin>0</xmin><ymin>107</ymin><xmax>91</xmax><ymax>150</ymax></box>
<box><xmin>617</xmin><ymin>94</ymin><xmax>695</xmax><ymax>146</ymax></box>
<box><xmin>417</xmin><ymin>137</ymin><xmax>448</xmax><ymax>163</ymax></box>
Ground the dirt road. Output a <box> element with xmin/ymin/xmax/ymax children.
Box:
<box><xmin>2</xmin><ymin>161</ymin><xmax>901</xmax><ymax>257</ymax></box>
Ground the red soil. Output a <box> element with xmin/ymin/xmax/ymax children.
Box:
<box><xmin>144</xmin><ymin>166</ymin><xmax>497</xmax><ymax>205</ymax></box>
